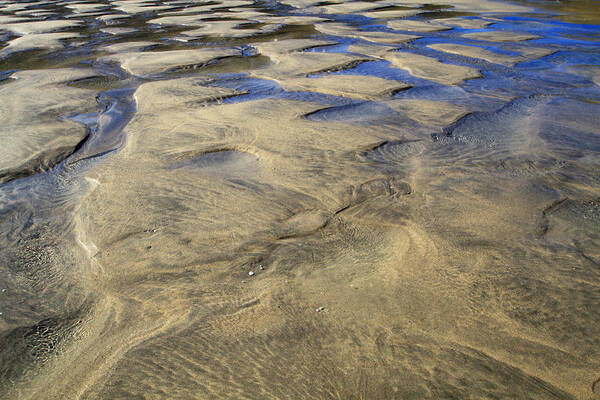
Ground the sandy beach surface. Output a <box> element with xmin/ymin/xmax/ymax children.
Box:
<box><xmin>0</xmin><ymin>0</ymin><xmax>599</xmax><ymax>399</ymax></box>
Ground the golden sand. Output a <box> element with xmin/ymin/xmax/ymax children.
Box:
<box><xmin>462</xmin><ymin>30</ymin><xmax>541</xmax><ymax>42</ymax></box>
<box><xmin>384</xmin><ymin>51</ymin><xmax>482</xmax><ymax>85</ymax></box>
<box><xmin>0</xmin><ymin>0</ymin><xmax>598</xmax><ymax>399</ymax></box>
<box><xmin>0</xmin><ymin>68</ymin><xmax>97</xmax><ymax>182</ymax></box>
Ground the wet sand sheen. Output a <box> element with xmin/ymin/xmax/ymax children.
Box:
<box><xmin>0</xmin><ymin>0</ymin><xmax>599</xmax><ymax>399</ymax></box>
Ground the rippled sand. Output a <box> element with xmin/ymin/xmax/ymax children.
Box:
<box><xmin>0</xmin><ymin>0</ymin><xmax>599</xmax><ymax>399</ymax></box>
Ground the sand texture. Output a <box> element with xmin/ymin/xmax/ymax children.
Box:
<box><xmin>252</xmin><ymin>38</ymin><xmax>338</xmax><ymax>55</ymax></box>
<box><xmin>429</xmin><ymin>43</ymin><xmax>525</xmax><ymax>66</ymax></box>
<box><xmin>280</xmin><ymin>74</ymin><xmax>411</xmax><ymax>99</ymax></box>
<box><xmin>384</xmin><ymin>51</ymin><xmax>482</xmax><ymax>85</ymax></box>
<box><xmin>316</xmin><ymin>22</ymin><xmax>421</xmax><ymax>44</ymax></box>
<box><xmin>0</xmin><ymin>32</ymin><xmax>80</xmax><ymax>58</ymax></box>
<box><xmin>99</xmin><ymin>48</ymin><xmax>242</xmax><ymax>76</ymax></box>
<box><xmin>0</xmin><ymin>68</ymin><xmax>98</xmax><ymax>182</ymax></box>
<box><xmin>251</xmin><ymin>52</ymin><xmax>372</xmax><ymax>79</ymax></box>
<box><xmin>0</xmin><ymin>0</ymin><xmax>599</xmax><ymax>399</ymax></box>
<box><xmin>462</xmin><ymin>30</ymin><xmax>541</xmax><ymax>42</ymax></box>
<box><xmin>387</xmin><ymin>19</ymin><xmax>451</xmax><ymax>32</ymax></box>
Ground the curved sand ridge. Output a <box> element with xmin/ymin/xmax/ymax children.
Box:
<box><xmin>251</xmin><ymin>51</ymin><xmax>372</xmax><ymax>79</ymax></box>
<box><xmin>316</xmin><ymin>21</ymin><xmax>421</xmax><ymax>44</ymax></box>
<box><xmin>99</xmin><ymin>48</ymin><xmax>242</xmax><ymax>77</ymax></box>
<box><xmin>281</xmin><ymin>0</ymin><xmax>530</xmax><ymax>13</ymax></box>
<box><xmin>279</xmin><ymin>74</ymin><xmax>411</xmax><ymax>100</ymax></box>
<box><xmin>0</xmin><ymin>0</ymin><xmax>599</xmax><ymax>399</ymax></box>
<box><xmin>0</xmin><ymin>19</ymin><xmax>81</xmax><ymax>56</ymax></box>
<box><xmin>429</xmin><ymin>43</ymin><xmax>526</xmax><ymax>66</ymax></box>
<box><xmin>0</xmin><ymin>68</ymin><xmax>98</xmax><ymax>183</ymax></box>
<box><xmin>180</xmin><ymin>21</ymin><xmax>284</xmax><ymax>39</ymax></box>
<box><xmin>0</xmin><ymin>32</ymin><xmax>80</xmax><ymax>58</ymax></box>
<box><xmin>65</xmin><ymin>3</ymin><xmax>110</xmax><ymax>14</ymax></box>
<box><xmin>428</xmin><ymin>43</ymin><xmax>557</xmax><ymax>67</ymax></box>
<box><xmin>462</xmin><ymin>30</ymin><xmax>541</xmax><ymax>42</ymax></box>
<box><xmin>384</xmin><ymin>51</ymin><xmax>482</xmax><ymax>85</ymax></box>
<box><xmin>0</xmin><ymin>20</ymin><xmax>81</xmax><ymax>35</ymax></box>
<box><xmin>387</xmin><ymin>19</ymin><xmax>452</xmax><ymax>32</ymax></box>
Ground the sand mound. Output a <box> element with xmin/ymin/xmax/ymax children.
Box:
<box><xmin>251</xmin><ymin>52</ymin><xmax>371</xmax><ymax>79</ymax></box>
<box><xmin>100</xmin><ymin>48</ymin><xmax>241</xmax><ymax>77</ymax></box>
<box><xmin>463</xmin><ymin>30</ymin><xmax>541</xmax><ymax>42</ymax></box>
<box><xmin>280</xmin><ymin>74</ymin><xmax>410</xmax><ymax>99</ymax></box>
<box><xmin>0</xmin><ymin>68</ymin><xmax>97</xmax><ymax>183</ymax></box>
<box><xmin>429</xmin><ymin>43</ymin><xmax>524</xmax><ymax>66</ymax></box>
<box><xmin>384</xmin><ymin>51</ymin><xmax>482</xmax><ymax>85</ymax></box>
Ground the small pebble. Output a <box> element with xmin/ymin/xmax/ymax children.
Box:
<box><xmin>316</xmin><ymin>306</ymin><xmax>325</xmax><ymax>312</ymax></box>
<box><xmin>1</xmin><ymin>289</ymin><xmax>5</xmax><ymax>292</ymax></box>
<box><xmin>259</xmin><ymin>265</ymin><xmax>264</xmax><ymax>270</ymax></box>
<box><xmin>248</xmin><ymin>271</ymin><xmax>255</xmax><ymax>276</ymax></box>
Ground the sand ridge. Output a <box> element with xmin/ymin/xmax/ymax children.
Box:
<box><xmin>463</xmin><ymin>29</ymin><xmax>541</xmax><ymax>42</ymax></box>
<box><xmin>316</xmin><ymin>22</ymin><xmax>421</xmax><ymax>44</ymax></box>
<box><xmin>0</xmin><ymin>68</ymin><xmax>98</xmax><ymax>183</ymax></box>
<box><xmin>0</xmin><ymin>32</ymin><xmax>80</xmax><ymax>58</ymax></box>
<box><xmin>384</xmin><ymin>51</ymin><xmax>482</xmax><ymax>85</ymax></box>
<box><xmin>280</xmin><ymin>74</ymin><xmax>411</xmax><ymax>99</ymax></box>
<box><xmin>429</xmin><ymin>42</ymin><xmax>525</xmax><ymax>66</ymax></box>
<box><xmin>99</xmin><ymin>48</ymin><xmax>242</xmax><ymax>77</ymax></box>
<box><xmin>251</xmin><ymin>51</ymin><xmax>372</xmax><ymax>79</ymax></box>
<box><xmin>387</xmin><ymin>19</ymin><xmax>452</xmax><ymax>32</ymax></box>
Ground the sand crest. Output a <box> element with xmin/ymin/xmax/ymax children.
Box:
<box><xmin>251</xmin><ymin>51</ymin><xmax>371</xmax><ymax>79</ymax></box>
<box><xmin>463</xmin><ymin>30</ymin><xmax>541</xmax><ymax>42</ymax></box>
<box><xmin>384</xmin><ymin>51</ymin><xmax>482</xmax><ymax>85</ymax></box>
<box><xmin>99</xmin><ymin>48</ymin><xmax>242</xmax><ymax>77</ymax></box>
<box><xmin>180</xmin><ymin>21</ymin><xmax>283</xmax><ymax>39</ymax></box>
<box><xmin>439</xmin><ymin>17</ymin><xmax>493</xmax><ymax>29</ymax></box>
<box><xmin>0</xmin><ymin>32</ymin><xmax>79</xmax><ymax>58</ymax></box>
<box><xmin>316</xmin><ymin>22</ymin><xmax>421</xmax><ymax>44</ymax></box>
<box><xmin>386</xmin><ymin>99</ymin><xmax>469</xmax><ymax>126</ymax></box>
<box><xmin>0</xmin><ymin>20</ymin><xmax>81</xmax><ymax>35</ymax></box>
<box><xmin>252</xmin><ymin>38</ymin><xmax>337</xmax><ymax>56</ymax></box>
<box><xmin>429</xmin><ymin>43</ymin><xmax>524</xmax><ymax>66</ymax></box>
<box><xmin>0</xmin><ymin>68</ymin><xmax>97</xmax><ymax>182</ymax></box>
<box><xmin>387</xmin><ymin>19</ymin><xmax>451</xmax><ymax>32</ymax></box>
<box><xmin>280</xmin><ymin>74</ymin><xmax>411</xmax><ymax>99</ymax></box>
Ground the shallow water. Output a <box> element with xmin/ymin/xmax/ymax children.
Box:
<box><xmin>0</xmin><ymin>0</ymin><xmax>599</xmax><ymax>399</ymax></box>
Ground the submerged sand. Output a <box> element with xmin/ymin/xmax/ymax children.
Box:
<box><xmin>0</xmin><ymin>0</ymin><xmax>599</xmax><ymax>399</ymax></box>
<box><xmin>0</xmin><ymin>69</ymin><xmax>98</xmax><ymax>182</ymax></box>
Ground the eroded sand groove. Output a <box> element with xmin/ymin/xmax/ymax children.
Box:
<box><xmin>0</xmin><ymin>0</ymin><xmax>599</xmax><ymax>399</ymax></box>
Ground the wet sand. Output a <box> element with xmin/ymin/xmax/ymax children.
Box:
<box><xmin>0</xmin><ymin>0</ymin><xmax>599</xmax><ymax>399</ymax></box>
